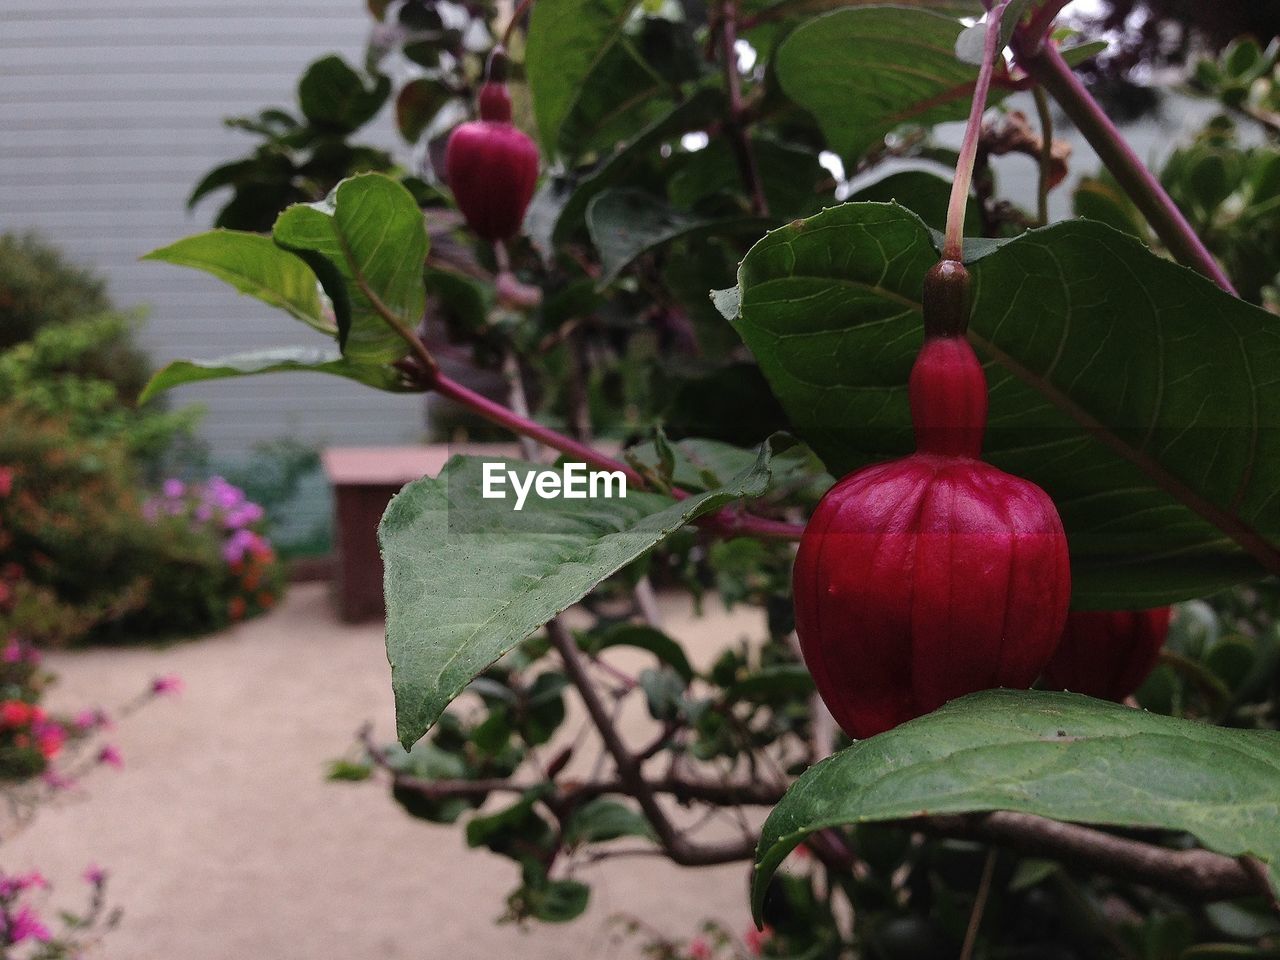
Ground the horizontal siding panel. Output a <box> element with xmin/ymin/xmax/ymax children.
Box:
<box><xmin>4</xmin><ymin>1</ymin><xmax>418</xmax><ymax>463</ymax></box>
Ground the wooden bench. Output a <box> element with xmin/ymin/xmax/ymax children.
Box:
<box><xmin>321</xmin><ymin>444</ymin><xmax>520</xmax><ymax>622</ymax></box>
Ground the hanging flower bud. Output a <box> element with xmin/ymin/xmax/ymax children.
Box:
<box><xmin>1041</xmin><ymin>608</ymin><xmax>1171</xmax><ymax>702</ymax></box>
<box><xmin>443</xmin><ymin>50</ymin><xmax>539</xmax><ymax>242</ymax></box>
<box><xmin>792</xmin><ymin>261</ymin><xmax>1071</xmax><ymax>740</ymax></box>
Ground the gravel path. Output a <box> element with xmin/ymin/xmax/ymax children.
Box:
<box><xmin>8</xmin><ymin>583</ymin><xmax>769</xmax><ymax>959</ymax></box>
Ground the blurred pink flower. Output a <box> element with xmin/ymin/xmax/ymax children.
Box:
<box><xmin>162</xmin><ymin>478</ymin><xmax>185</xmax><ymax>499</ymax></box>
<box><xmin>222</xmin><ymin>528</ymin><xmax>264</xmax><ymax>565</ymax></box>
<box><xmin>97</xmin><ymin>745</ymin><xmax>124</xmax><ymax>769</ymax></box>
<box><xmin>2</xmin><ymin>637</ymin><xmax>21</xmax><ymax>664</ymax></box>
<box><xmin>687</xmin><ymin>937</ymin><xmax>713</xmax><ymax>960</ymax></box>
<box><xmin>744</xmin><ymin>925</ymin><xmax>773</xmax><ymax>956</ymax></box>
<box><xmin>0</xmin><ymin>700</ymin><xmax>35</xmax><ymax>727</ymax></box>
<box><xmin>41</xmin><ymin>769</ymin><xmax>76</xmax><ymax>791</ymax></box>
<box><xmin>32</xmin><ymin>720</ymin><xmax>65</xmax><ymax>759</ymax></box>
<box><xmin>73</xmin><ymin>708</ymin><xmax>111</xmax><ymax>731</ymax></box>
<box><xmin>0</xmin><ymin>872</ymin><xmax>47</xmax><ymax>898</ymax></box>
<box><xmin>151</xmin><ymin>674</ymin><xmax>184</xmax><ymax>697</ymax></box>
<box><xmin>83</xmin><ymin>864</ymin><xmax>107</xmax><ymax>886</ymax></box>
<box><xmin>6</xmin><ymin>905</ymin><xmax>51</xmax><ymax>943</ymax></box>
<box><xmin>0</xmin><ymin>466</ymin><xmax>13</xmax><ymax>498</ymax></box>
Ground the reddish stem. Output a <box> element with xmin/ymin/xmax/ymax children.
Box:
<box><xmin>434</xmin><ymin>371</ymin><xmax>646</xmax><ymax>484</ymax></box>
<box><xmin>1013</xmin><ymin>39</ymin><xmax>1237</xmax><ymax>295</ymax></box>
<box><xmin>431</xmin><ymin>372</ymin><xmax>803</xmax><ymax>541</ymax></box>
<box><xmin>719</xmin><ymin>0</ymin><xmax>769</xmax><ymax>217</ymax></box>
<box><xmin>500</xmin><ymin>0</ymin><xmax>536</xmax><ymax>51</ymax></box>
<box><xmin>1020</xmin><ymin>0</ymin><xmax>1071</xmax><ymax>52</ymax></box>
<box><xmin>944</xmin><ymin>1</ymin><xmax>1012</xmax><ymax>261</ymax></box>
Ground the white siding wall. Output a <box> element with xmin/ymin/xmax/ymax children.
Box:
<box><xmin>1</xmin><ymin>0</ymin><xmax>427</xmax><ymax>459</ymax></box>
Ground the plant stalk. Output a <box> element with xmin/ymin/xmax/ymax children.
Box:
<box><xmin>944</xmin><ymin>0</ymin><xmax>1011</xmax><ymax>261</ymax></box>
<box><xmin>719</xmin><ymin>0</ymin><xmax>769</xmax><ymax>217</ymax></box>
<box><xmin>1013</xmin><ymin>38</ymin><xmax>1237</xmax><ymax>294</ymax></box>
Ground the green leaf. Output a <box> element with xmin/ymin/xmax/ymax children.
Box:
<box><xmin>381</xmin><ymin>449</ymin><xmax>773</xmax><ymax>747</ymax></box>
<box><xmin>273</xmin><ymin>173</ymin><xmax>427</xmax><ymax>364</ymax></box>
<box><xmin>298</xmin><ymin>55</ymin><xmax>391</xmax><ymax>133</ymax></box>
<box><xmin>725</xmin><ymin>663</ymin><xmax>814</xmax><ymax>702</ymax></box>
<box><xmin>954</xmin><ymin>0</ymin><xmax>1036</xmax><ymax>66</ymax></box>
<box><xmin>723</xmin><ymin>202</ymin><xmax>1280</xmax><ymax>607</ymax></box>
<box><xmin>552</xmin><ymin>88</ymin><xmax>723</xmax><ymax>245</ymax></box>
<box><xmin>326</xmin><ymin>759</ymin><xmax>373</xmax><ymax>781</ymax></box>
<box><xmin>525</xmin><ymin>0</ymin><xmax>677</xmax><ymax>158</ymax></box>
<box><xmin>139</xmin><ymin>347</ymin><xmax>410</xmax><ymax>404</ymax></box>
<box><xmin>395</xmin><ymin>78</ymin><xmax>453</xmax><ymax>144</ymax></box>
<box><xmin>639</xmin><ymin>666</ymin><xmax>686</xmax><ymax>722</ymax></box>
<box><xmin>752</xmin><ymin>690</ymin><xmax>1280</xmax><ymax>923</ymax></box>
<box><xmin>586</xmin><ymin>188</ymin><xmax>765</xmax><ymax>286</ymax></box>
<box><xmin>563</xmin><ymin>798</ymin><xmax>656</xmax><ymax>846</ymax></box>
<box><xmin>522</xmin><ymin>878</ymin><xmax>591</xmax><ymax>923</ymax></box>
<box><xmin>581</xmin><ymin>623</ymin><xmax>695</xmax><ymax>682</ymax></box>
<box><xmin>776</xmin><ymin>7</ymin><xmax>1006</xmax><ymax>162</ymax></box>
<box><xmin>848</xmin><ymin>167</ymin><xmax>979</xmax><ymax>232</ymax></box>
<box><xmin>143</xmin><ymin>230</ymin><xmax>333</xmax><ymax>336</ymax></box>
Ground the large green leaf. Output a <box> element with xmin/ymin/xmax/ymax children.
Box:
<box><xmin>586</xmin><ymin>188</ymin><xmax>766</xmax><ymax>285</ymax></box>
<box><xmin>143</xmin><ymin>230</ymin><xmax>333</xmax><ymax>336</ymax></box>
<box><xmin>273</xmin><ymin>174</ymin><xmax>427</xmax><ymax>365</ymax></box>
<box><xmin>298</xmin><ymin>55</ymin><xmax>391</xmax><ymax>133</ymax></box>
<box><xmin>139</xmin><ymin>347</ymin><xmax>410</xmax><ymax>403</ymax></box>
<box><xmin>775</xmin><ymin>7</ymin><xmax>1003</xmax><ymax>162</ymax></box>
<box><xmin>551</xmin><ymin>88</ymin><xmax>724</xmax><ymax>246</ymax></box>
<box><xmin>525</xmin><ymin>0</ymin><xmax>678</xmax><ymax>158</ymax></box>
<box><xmin>720</xmin><ymin>202</ymin><xmax>1280</xmax><ymax>607</ymax></box>
<box><xmin>752</xmin><ymin>690</ymin><xmax>1280</xmax><ymax>921</ymax></box>
<box><xmin>381</xmin><ymin>450</ymin><xmax>772</xmax><ymax>747</ymax></box>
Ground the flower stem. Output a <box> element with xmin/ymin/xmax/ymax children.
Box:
<box><xmin>430</xmin><ymin>370</ymin><xmax>804</xmax><ymax>541</ymax></box>
<box><xmin>944</xmin><ymin>1</ymin><xmax>1012</xmax><ymax>261</ymax></box>
<box><xmin>500</xmin><ymin>0</ymin><xmax>536</xmax><ymax>51</ymax></box>
<box><xmin>1013</xmin><ymin>39</ymin><xmax>1238</xmax><ymax>295</ymax></box>
<box><xmin>1032</xmin><ymin>84</ymin><xmax>1053</xmax><ymax>225</ymax></box>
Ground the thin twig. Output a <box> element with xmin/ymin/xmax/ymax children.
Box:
<box><xmin>921</xmin><ymin>811</ymin><xmax>1272</xmax><ymax>905</ymax></box>
<box><xmin>1032</xmin><ymin>84</ymin><xmax>1054</xmax><ymax>225</ymax></box>
<box><xmin>718</xmin><ymin>0</ymin><xmax>769</xmax><ymax>217</ymax></box>
<box><xmin>546</xmin><ymin>619</ymin><xmax>761</xmax><ymax>865</ymax></box>
<box><xmin>960</xmin><ymin>849</ymin><xmax>997</xmax><ymax>960</ymax></box>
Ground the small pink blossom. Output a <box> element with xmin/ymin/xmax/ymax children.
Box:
<box><xmin>162</xmin><ymin>478</ymin><xmax>186</xmax><ymax>499</ymax></box>
<box><xmin>744</xmin><ymin>925</ymin><xmax>773</xmax><ymax>956</ymax></box>
<box><xmin>0</xmin><ymin>466</ymin><xmax>13</xmax><ymax>498</ymax></box>
<box><xmin>97</xmin><ymin>745</ymin><xmax>124</xmax><ymax>769</ymax></box>
<box><xmin>41</xmin><ymin>769</ymin><xmax>76</xmax><ymax>791</ymax></box>
<box><xmin>2</xmin><ymin>637</ymin><xmax>21</xmax><ymax>664</ymax></box>
<box><xmin>32</xmin><ymin>720</ymin><xmax>65</xmax><ymax>759</ymax></box>
<box><xmin>151</xmin><ymin>674</ymin><xmax>184</xmax><ymax>697</ymax></box>
<box><xmin>0</xmin><ymin>872</ymin><xmax>47</xmax><ymax>897</ymax></box>
<box><xmin>73</xmin><ymin>708</ymin><xmax>111</xmax><ymax>731</ymax></box>
<box><xmin>6</xmin><ymin>905</ymin><xmax>51</xmax><ymax>943</ymax></box>
<box><xmin>83</xmin><ymin>864</ymin><xmax>107</xmax><ymax>886</ymax></box>
<box><xmin>687</xmin><ymin>937</ymin><xmax>713</xmax><ymax>960</ymax></box>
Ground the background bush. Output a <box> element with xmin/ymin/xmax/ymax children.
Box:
<box><xmin>0</xmin><ymin>234</ymin><xmax>283</xmax><ymax>645</ymax></box>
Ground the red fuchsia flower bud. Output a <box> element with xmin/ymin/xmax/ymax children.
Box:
<box><xmin>792</xmin><ymin>261</ymin><xmax>1071</xmax><ymax>740</ymax></box>
<box><xmin>444</xmin><ymin>79</ymin><xmax>540</xmax><ymax>242</ymax></box>
<box><xmin>1041</xmin><ymin>608</ymin><xmax>1172</xmax><ymax>702</ymax></box>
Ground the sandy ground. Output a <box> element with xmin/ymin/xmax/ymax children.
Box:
<box><xmin>8</xmin><ymin>583</ymin><xmax>772</xmax><ymax>960</ymax></box>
